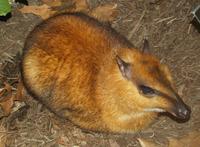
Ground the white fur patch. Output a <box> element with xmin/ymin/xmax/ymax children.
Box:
<box><xmin>117</xmin><ymin>108</ymin><xmax>165</xmax><ymax>121</ymax></box>
<box><xmin>118</xmin><ymin>112</ymin><xmax>145</xmax><ymax>121</ymax></box>
<box><xmin>143</xmin><ymin>108</ymin><xmax>166</xmax><ymax>113</ymax></box>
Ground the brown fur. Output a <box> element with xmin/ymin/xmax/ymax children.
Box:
<box><xmin>21</xmin><ymin>12</ymin><xmax>189</xmax><ymax>133</ymax></box>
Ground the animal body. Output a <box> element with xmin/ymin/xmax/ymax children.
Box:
<box><xmin>21</xmin><ymin>12</ymin><xmax>190</xmax><ymax>133</ymax></box>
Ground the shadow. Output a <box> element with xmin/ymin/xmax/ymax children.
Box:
<box><xmin>15</xmin><ymin>0</ymin><xmax>29</xmax><ymax>5</ymax></box>
<box><xmin>0</xmin><ymin>13</ymin><xmax>12</xmax><ymax>22</ymax></box>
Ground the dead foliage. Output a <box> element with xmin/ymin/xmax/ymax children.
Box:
<box><xmin>0</xmin><ymin>0</ymin><xmax>200</xmax><ymax>146</ymax></box>
<box><xmin>19</xmin><ymin>4</ymin><xmax>56</xmax><ymax>19</ymax></box>
<box><xmin>90</xmin><ymin>3</ymin><xmax>118</xmax><ymax>22</ymax></box>
<box><xmin>0</xmin><ymin>81</ymin><xmax>25</xmax><ymax>117</ymax></box>
<box><xmin>19</xmin><ymin>0</ymin><xmax>118</xmax><ymax>22</ymax></box>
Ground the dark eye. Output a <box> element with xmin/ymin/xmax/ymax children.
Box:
<box><xmin>139</xmin><ymin>85</ymin><xmax>155</xmax><ymax>96</ymax></box>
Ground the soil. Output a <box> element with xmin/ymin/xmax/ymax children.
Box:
<box><xmin>0</xmin><ymin>0</ymin><xmax>200</xmax><ymax>147</ymax></box>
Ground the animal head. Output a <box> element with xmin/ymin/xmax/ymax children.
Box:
<box><xmin>115</xmin><ymin>39</ymin><xmax>190</xmax><ymax>121</ymax></box>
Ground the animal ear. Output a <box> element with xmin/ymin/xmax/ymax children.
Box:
<box><xmin>142</xmin><ymin>38</ymin><xmax>150</xmax><ymax>54</ymax></box>
<box><xmin>116</xmin><ymin>56</ymin><xmax>132</xmax><ymax>80</ymax></box>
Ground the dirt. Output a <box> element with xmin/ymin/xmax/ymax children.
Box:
<box><xmin>0</xmin><ymin>0</ymin><xmax>200</xmax><ymax>147</ymax></box>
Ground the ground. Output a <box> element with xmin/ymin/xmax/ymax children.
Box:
<box><xmin>0</xmin><ymin>0</ymin><xmax>200</xmax><ymax>146</ymax></box>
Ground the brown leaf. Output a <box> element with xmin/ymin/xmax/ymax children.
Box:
<box><xmin>178</xmin><ymin>84</ymin><xmax>185</xmax><ymax>96</ymax></box>
<box><xmin>56</xmin><ymin>136</ymin><xmax>69</xmax><ymax>146</ymax></box>
<box><xmin>19</xmin><ymin>4</ymin><xmax>56</xmax><ymax>19</ymax></box>
<box><xmin>90</xmin><ymin>3</ymin><xmax>118</xmax><ymax>22</ymax></box>
<box><xmin>73</xmin><ymin>0</ymin><xmax>89</xmax><ymax>12</ymax></box>
<box><xmin>0</xmin><ymin>81</ymin><xmax>25</xmax><ymax>116</ymax></box>
<box><xmin>13</xmin><ymin>80</ymin><xmax>25</xmax><ymax>102</ymax></box>
<box><xmin>109</xmin><ymin>139</ymin><xmax>120</xmax><ymax>147</ymax></box>
<box><xmin>0</xmin><ymin>83</ymin><xmax>13</xmax><ymax>116</ymax></box>
<box><xmin>42</xmin><ymin>0</ymin><xmax>62</xmax><ymax>7</ymax></box>
<box><xmin>168</xmin><ymin>131</ymin><xmax>200</xmax><ymax>147</ymax></box>
<box><xmin>0</xmin><ymin>96</ymin><xmax>14</xmax><ymax>116</ymax></box>
<box><xmin>0</xmin><ymin>83</ymin><xmax>11</xmax><ymax>98</ymax></box>
<box><xmin>138</xmin><ymin>138</ymin><xmax>160</xmax><ymax>147</ymax></box>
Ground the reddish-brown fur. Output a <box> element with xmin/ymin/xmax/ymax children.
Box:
<box><xmin>21</xmin><ymin>13</ymin><xmax>190</xmax><ymax>133</ymax></box>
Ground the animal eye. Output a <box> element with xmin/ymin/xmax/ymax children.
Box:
<box><xmin>139</xmin><ymin>85</ymin><xmax>155</xmax><ymax>96</ymax></box>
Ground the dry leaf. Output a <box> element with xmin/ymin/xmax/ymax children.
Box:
<box><xmin>0</xmin><ymin>81</ymin><xmax>25</xmax><ymax>116</ymax></box>
<box><xmin>0</xmin><ymin>83</ymin><xmax>13</xmax><ymax>116</ymax></box>
<box><xmin>0</xmin><ymin>96</ymin><xmax>14</xmax><ymax>116</ymax></box>
<box><xmin>14</xmin><ymin>80</ymin><xmax>25</xmax><ymax>102</ymax></box>
<box><xmin>19</xmin><ymin>4</ymin><xmax>56</xmax><ymax>19</ymax></box>
<box><xmin>90</xmin><ymin>3</ymin><xmax>118</xmax><ymax>22</ymax></box>
<box><xmin>42</xmin><ymin>0</ymin><xmax>62</xmax><ymax>7</ymax></box>
<box><xmin>73</xmin><ymin>0</ymin><xmax>89</xmax><ymax>12</ymax></box>
<box><xmin>138</xmin><ymin>138</ymin><xmax>160</xmax><ymax>147</ymax></box>
<box><xmin>0</xmin><ymin>83</ymin><xmax>11</xmax><ymax>98</ymax></box>
<box><xmin>109</xmin><ymin>139</ymin><xmax>120</xmax><ymax>147</ymax></box>
<box><xmin>56</xmin><ymin>136</ymin><xmax>69</xmax><ymax>146</ymax></box>
<box><xmin>168</xmin><ymin>131</ymin><xmax>200</xmax><ymax>147</ymax></box>
<box><xmin>178</xmin><ymin>84</ymin><xmax>185</xmax><ymax>96</ymax></box>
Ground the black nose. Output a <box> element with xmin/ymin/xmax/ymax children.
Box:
<box><xmin>176</xmin><ymin>103</ymin><xmax>191</xmax><ymax>121</ymax></box>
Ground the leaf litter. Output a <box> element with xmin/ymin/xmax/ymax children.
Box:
<box><xmin>19</xmin><ymin>0</ymin><xmax>118</xmax><ymax>22</ymax></box>
<box><xmin>0</xmin><ymin>0</ymin><xmax>200</xmax><ymax>146</ymax></box>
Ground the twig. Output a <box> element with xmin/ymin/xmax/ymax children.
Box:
<box><xmin>167</xmin><ymin>17</ymin><xmax>177</xmax><ymax>24</ymax></box>
<box><xmin>128</xmin><ymin>11</ymin><xmax>145</xmax><ymax>40</ymax></box>
<box><xmin>187</xmin><ymin>24</ymin><xmax>192</xmax><ymax>34</ymax></box>
<box><xmin>155</xmin><ymin>16</ymin><xmax>174</xmax><ymax>24</ymax></box>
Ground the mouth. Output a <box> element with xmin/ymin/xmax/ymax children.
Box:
<box><xmin>144</xmin><ymin>103</ymin><xmax>191</xmax><ymax>122</ymax></box>
<box><xmin>167</xmin><ymin>103</ymin><xmax>191</xmax><ymax>121</ymax></box>
<box><xmin>154</xmin><ymin>89</ymin><xmax>191</xmax><ymax>121</ymax></box>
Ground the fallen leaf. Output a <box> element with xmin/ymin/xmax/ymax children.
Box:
<box><xmin>0</xmin><ymin>96</ymin><xmax>14</xmax><ymax>116</ymax></box>
<box><xmin>42</xmin><ymin>0</ymin><xmax>62</xmax><ymax>7</ymax></box>
<box><xmin>178</xmin><ymin>84</ymin><xmax>185</xmax><ymax>96</ymax></box>
<box><xmin>73</xmin><ymin>0</ymin><xmax>89</xmax><ymax>12</ymax></box>
<box><xmin>56</xmin><ymin>135</ymin><xmax>69</xmax><ymax>146</ymax></box>
<box><xmin>168</xmin><ymin>131</ymin><xmax>200</xmax><ymax>147</ymax></box>
<box><xmin>0</xmin><ymin>82</ymin><xmax>13</xmax><ymax>116</ymax></box>
<box><xmin>109</xmin><ymin>139</ymin><xmax>120</xmax><ymax>147</ymax></box>
<box><xmin>14</xmin><ymin>80</ymin><xmax>25</xmax><ymax>102</ymax></box>
<box><xmin>0</xmin><ymin>82</ymin><xmax>11</xmax><ymax>98</ymax></box>
<box><xmin>0</xmin><ymin>81</ymin><xmax>26</xmax><ymax>116</ymax></box>
<box><xmin>19</xmin><ymin>4</ymin><xmax>56</xmax><ymax>19</ymax></box>
<box><xmin>138</xmin><ymin>138</ymin><xmax>160</xmax><ymax>147</ymax></box>
<box><xmin>90</xmin><ymin>3</ymin><xmax>118</xmax><ymax>22</ymax></box>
